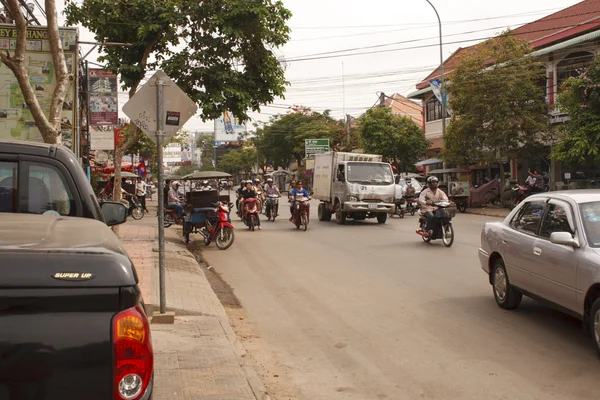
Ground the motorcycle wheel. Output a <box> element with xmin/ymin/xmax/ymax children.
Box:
<box><xmin>422</xmin><ymin>235</ymin><xmax>431</xmax><ymax>243</ymax></box>
<box><xmin>457</xmin><ymin>202</ymin><xmax>467</xmax><ymax>213</ymax></box>
<box><xmin>163</xmin><ymin>213</ymin><xmax>174</xmax><ymax>228</ymax></box>
<box><xmin>249</xmin><ymin>216</ymin><xmax>255</xmax><ymax>231</ymax></box>
<box><xmin>399</xmin><ymin>210</ymin><xmax>405</xmax><ymax>219</ymax></box>
<box><xmin>301</xmin><ymin>214</ymin><xmax>308</xmax><ymax>231</ymax></box>
<box><xmin>215</xmin><ymin>227</ymin><xmax>235</xmax><ymax>250</ymax></box>
<box><xmin>131</xmin><ymin>207</ymin><xmax>144</xmax><ymax>220</ymax></box>
<box><xmin>410</xmin><ymin>210</ymin><xmax>416</xmax><ymax>216</ymax></box>
<box><xmin>442</xmin><ymin>224</ymin><xmax>454</xmax><ymax>247</ymax></box>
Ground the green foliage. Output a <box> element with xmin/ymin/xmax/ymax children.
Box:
<box><xmin>444</xmin><ymin>31</ymin><xmax>549</xmax><ymax>167</ymax></box>
<box><xmin>551</xmin><ymin>55</ymin><xmax>600</xmax><ymax>167</ymax></box>
<box><xmin>357</xmin><ymin>107</ymin><xmax>430</xmax><ymax>168</ymax></box>
<box><xmin>253</xmin><ymin>110</ymin><xmax>345</xmax><ymax>167</ymax></box>
<box><xmin>196</xmin><ymin>134</ymin><xmax>216</xmax><ymax>169</ymax></box>
<box><xmin>217</xmin><ymin>148</ymin><xmax>257</xmax><ymax>174</ymax></box>
<box><xmin>66</xmin><ymin>0</ymin><xmax>291</xmax><ymax>121</ymax></box>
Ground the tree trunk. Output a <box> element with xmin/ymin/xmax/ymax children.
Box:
<box><xmin>0</xmin><ymin>0</ymin><xmax>72</xmax><ymax>144</ymax></box>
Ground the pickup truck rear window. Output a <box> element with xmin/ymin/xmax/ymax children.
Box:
<box><xmin>0</xmin><ymin>161</ymin><xmax>76</xmax><ymax>216</ymax></box>
<box><xmin>0</xmin><ymin>161</ymin><xmax>17</xmax><ymax>212</ymax></box>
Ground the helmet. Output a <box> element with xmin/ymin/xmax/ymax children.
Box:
<box><xmin>202</xmin><ymin>180</ymin><xmax>208</xmax><ymax>185</ymax></box>
<box><xmin>254</xmin><ymin>178</ymin><xmax>260</xmax><ymax>183</ymax></box>
<box><xmin>267</xmin><ymin>178</ymin><xmax>273</xmax><ymax>183</ymax></box>
<box><xmin>427</xmin><ymin>176</ymin><xmax>439</xmax><ymax>190</ymax></box>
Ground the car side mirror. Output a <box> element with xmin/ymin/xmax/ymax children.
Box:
<box><xmin>101</xmin><ymin>201</ymin><xmax>128</xmax><ymax>226</ymax></box>
<box><xmin>550</xmin><ymin>231</ymin><xmax>579</xmax><ymax>248</ymax></box>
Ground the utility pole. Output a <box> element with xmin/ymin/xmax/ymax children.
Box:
<box><xmin>155</xmin><ymin>77</ymin><xmax>167</xmax><ymax>315</ymax></box>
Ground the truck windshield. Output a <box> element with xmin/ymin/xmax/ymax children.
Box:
<box><xmin>347</xmin><ymin>163</ymin><xmax>393</xmax><ymax>185</ymax></box>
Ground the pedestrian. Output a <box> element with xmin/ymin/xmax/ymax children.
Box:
<box><xmin>136</xmin><ymin>177</ymin><xmax>149</xmax><ymax>213</ymax></box>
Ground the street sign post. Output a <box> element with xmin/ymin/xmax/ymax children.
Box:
<box><xmin>123</xmin><ymin>70</ymin><xmax>198</xmax><ymax>320</ymax></box>
<box><xmin>305</xmin><ymin>138</ymin><xmax>330</xmax><ymax>157</ymax></box>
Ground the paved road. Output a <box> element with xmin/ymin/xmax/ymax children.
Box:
<box><xmin>199</xmin><ymin>198</ymin><xmax>600</xmax><ymax>400</ymax></box>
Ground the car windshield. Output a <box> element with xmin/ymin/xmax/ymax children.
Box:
<box><xmin>579</xmin><ymin>201</ymin><xmax>600</xmax><ymax>247</ymax></box>
<box><xmin>347</xmin><ymin>163</ymin><xmax>394</xmax><ymax>185</ymax></box>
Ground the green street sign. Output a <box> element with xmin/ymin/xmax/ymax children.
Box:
<box><xmin>305</xmin><ymin>138</ymin><xmax>330</xmax><ymax>157</ymax></box>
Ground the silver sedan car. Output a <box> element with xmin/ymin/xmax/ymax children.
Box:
<box><xmin>479</xmin><ymin>190</ymin><xmax>600</xmax><ymax>356</ymax></box>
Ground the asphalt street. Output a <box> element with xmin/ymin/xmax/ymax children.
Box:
<box><xmin>196</xmin><ymin>197</ymin><xmax>600</xmax><ymax>400</ymax></box>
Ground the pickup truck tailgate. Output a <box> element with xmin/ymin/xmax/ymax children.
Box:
<box><xmin>0</xmin><ymin>248</ymin><xmax>139</xmax><ymax>399</ymax></box>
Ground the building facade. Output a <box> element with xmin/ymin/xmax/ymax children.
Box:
<box><xmin>408</xmin><ymin>0</ymin><xmax>600</xmax><ymax>185</ymax></box>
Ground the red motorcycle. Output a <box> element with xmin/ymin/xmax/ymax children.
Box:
<box><xmin>508</xmin><ymin>184</ymin><xmax>533</xmax><ymax>210</ymax></box>
<box><xmin>163</xmin><ymin>207</ymin><xmax>184</xmax><ymax>227</ymax></box>
<box><xmin>292</xmin><ymin>195</ymin><xmax>310</xmax><ymax>231</ymax></box>
<box><xmin>198</xmin><ymin>201</ymin><xmax>235</xmax><ymax>250</ymax></box>
<box><xmin>243</xmin><ymin>198</ymin><xmax>260</xmax><ymax>231</ymax></box>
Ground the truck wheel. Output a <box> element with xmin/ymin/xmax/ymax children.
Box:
<box><xmin>377</xmin><ymin>213</ymin><xmax>387</xmax><ymax>224</ymax></box>
<box><xmin>335</xmin><ymin>204</ymin><xmax>346</xmax><ymax>225</ymax></box>
<box><xmin>318</xmin><ymin>203</ymin><xmax>327</xmax><ymax>221</ymax></box>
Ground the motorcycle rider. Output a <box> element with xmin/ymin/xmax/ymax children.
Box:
<box><xmin>289</xmin><ymin>181</ymin><xmax>311</xmax><ymax>222</ymax></box>
<box><xmin>236</xmin><ymin>180</ymin><xmax>246</xmax><ymax>213</ymax></box>
<box><xmin>264</xmin><ymin>178</ymin><xmax>280</xmax><ymax>217</ymax></box>
<box><xmin>167</xmin><ymin>182</ymin><xmax>185</xmax><ymax>219</ymax></box>
<box><xmin>242</xmin><ymin>181</ymin><xmax>261</xmax><ymax>230</ymax></box>
<box><xmin>418</xmin><ymin>176</ymin><xmax>448</xmax><ymax>237</ymax></box>
<box><xmin>201</xmin><ymin>180</ymin><xmax>212</xmax><ymax>191</ymax></box>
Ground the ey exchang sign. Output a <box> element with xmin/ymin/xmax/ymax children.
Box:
<box><xmin>305</xmin><ymin>139</ymin><xmax>330</xmax><ymax>157</ymax></box>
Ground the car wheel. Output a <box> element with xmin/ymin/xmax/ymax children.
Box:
<box><xmin>492</xmin><ymin>259</ymin><xmax>522</xmax><ymax>309</ymax></box>
<box><xmin>591</xmin><ymin>298</ymin><xmax>600</xmax><ymax>357</ymax></box>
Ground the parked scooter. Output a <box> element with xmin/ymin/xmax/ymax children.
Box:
<box><xmin>293</xmin><ymin>195</ymin><xmax>310</xmax><ymax>231</ymax></box>
<box><xmin>242</xmin><ymin>198</ymin><xmax>260</xmax><ymax>231</ymax></box>
<box><xmin>124</xmin><ymin>193</ymin><xmax>144</xmax><ymax>220</ymax></box>
<box><xmin>195</xmin><ymin>201</ymin><xmax>235</xmax><ymax>250</ymax></box>
<box><xmin>265</xmin><ymin>194</ymin><xmax>280</xmax><ymax>221</ymax></box>
<box><xmin>416</xmin><ymin>200</ymin><xmax>456</xmax><ymax>247</ymax></box>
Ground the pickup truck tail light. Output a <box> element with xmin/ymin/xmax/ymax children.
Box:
<box><xmin>113</xmin><ymin>304</ymin><xmax>153</xmax><ymax>399</ymax></box>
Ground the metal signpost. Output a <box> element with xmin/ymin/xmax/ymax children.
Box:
<box><xmin>305</xmin><ymin>139</ymin><xmax>330</xmax><ymax>158</ymax></box>
<box><xmin>123</xmin><ymin>71</ymin><xmax>198</xmax><ymax>318</ymax></box>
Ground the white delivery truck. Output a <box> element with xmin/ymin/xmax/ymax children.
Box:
<box><xmin>313</xmin><ymin>152</ymin><xmax>395</xmax><ymax>225</ymax></box>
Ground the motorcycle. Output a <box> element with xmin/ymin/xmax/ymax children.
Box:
<box><xmin>508</xmin><ymin>184</ymin><xmax>534</xmax><ymax>210</ymax></box>
<box><xmin>405</xmin><ymin>196</ymin><xmax>420</xmax><ymax>216</ymax></box>
<box><xmin>265</xmin><ymin>194</ymin><xmax>280</xmax><ymax>221</ymax></box>
<box><xmin>293</xmin><ymin>195</ymin><xmax>310</xmax><ymax>231</ymax></box>
<box><xmin>416</xmin><ymin>200</ymin><xmax>456</xmax><ymax>247</ymax></box>
<box><xmin>163</xmin><ymin>207</ymin><xmax>185</xmax><ymax>227</ymax></box>
<box><xmin>194</xmin><ymin>201</ymin><xmax>235</xmax><ymax>250</ymax></box>
<box><xmin>242</xmin><ymin>198</ymin><xmax>260</xmax><ymax>231</ymax></box>
<box><xmin>125</xmin><ymin>193</ymin><xmax>144</xmax><ymax>220</ymax></box>
<box><xmin>389</xmin><ymin>197</ymin><xmax>407</xmax><ymax>218</ymax></box>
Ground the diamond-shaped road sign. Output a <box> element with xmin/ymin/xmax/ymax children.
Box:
<box><xmin>122</xmin><ymin>70</ymin><xmax>198</xmax><ymax>144</ymax></box>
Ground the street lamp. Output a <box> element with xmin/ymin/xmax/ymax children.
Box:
<box><xmin>424</xmin><ymin>0</ymin><xmax>446</xmax><ymax>138</ymax></box>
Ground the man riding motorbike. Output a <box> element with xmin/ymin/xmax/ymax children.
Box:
<box><xmin>167</xmin><ymin>182</ymin><xmax>185</xmax><ymax>219</ymax></box>
<box><xmin>417</xmin><ymin>176</ymin><xmax>448</xmax><ymax>237</ymax></box>
<box><xmin>289</xmin><ymin>181</ymin><xmax>311</xmax><ymax>222</ymax></box>
<box><xmin>242</xmin><ymin>181</ymin><xmax>261</xmax><ymax>230</ymax></box>
<box><xmin>264</xmin><ymin>178</ymin><xmax>280</xmax><ymax>217</ymax></box>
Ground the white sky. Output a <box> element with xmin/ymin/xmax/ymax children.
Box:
<box><xmin>55</xmin><ymin>0</ymin><xmax>583</xmax><ymax>132</ymax></box>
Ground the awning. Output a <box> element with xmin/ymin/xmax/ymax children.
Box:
<box><xmin>428</xmin><ymin>168</ymin><xmax>469</xmax><ymax>174</ymax></box>
<box><xmin>530</xmin><ymin>29</ymin><xmax>600</xmax><ymax>59</ymax></box>
<box><xmin>415</xmin><ymin>158</ymin><xmax>442</xmax><ymax>167</ymax></box>
<box><xmin>407</xmin><ymin>86</ymin><xmax>432</xmax><ymax>99</ymax></box>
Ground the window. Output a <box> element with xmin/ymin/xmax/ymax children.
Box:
<box><xmin>0</xmin><ymin>161</ymin><xmax>18</xmax><ymax>213</ymax></box>
<box><xmin>514</xmin><ymin>201</ymin><xmax>546</xmax><ymax>235</ymax></box>
<box><xmin>26</xmin><ymin>164</ymin><xmax>74</xmax><ymax>216</ymax></box>
<box><xmin>540</xmin><ymin>202</ymin><xmax>573</xmax><ymax>238</ymax></box>
<box><xmin>557</xmin><ymin>51</ymin><xmax>595</xmax><ymax>91</ymax></box>
<box><xmin>426</xmin><ymin>97</ymin><xmax>442</xmax><ymax>122</ymax></box>
<box><xmin>579</xmin><ymin>202</ymin><xmax>600</xmax><ymax>247</ymax></box>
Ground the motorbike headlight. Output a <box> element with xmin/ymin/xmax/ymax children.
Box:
<box><xmin>349</xmin><ymin>196</ymin><xmax>359</xmax><ymax>202</ymax></box>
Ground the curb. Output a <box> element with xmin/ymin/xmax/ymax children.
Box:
<box><xmin>201</xmin><ymin>251</ymin><xmax>272</xmax><ymax>400</ymax></box>
<box><xmin>465</xmin><ymin>210</ymin><xmax>508</xmax><ymax>218</ymax></box>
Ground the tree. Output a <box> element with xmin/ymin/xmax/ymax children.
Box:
<box><xmin>444</xmin><ymin>31</ymin><xmax>549</xmax><ymax>189</ymax></box>
<box><xmin>253</xmin><ymin>110</ymin><xmax>345</xmax><ymax>167</ymax></box>
<box><xmin>217</xmin><ymin>148</ymin><xmax>257</xmax><ymax>175</ymax></box>
<box><xmin>65</xmin><ymin>0</ymin><xmax>291</xmax><ymax>202</ymax></box>
<box><xmin>196</xmin><ymin>134</ymin><xmax>216</xmax><ymax>170</ymax></box>
<box><xmin>551</xmin><ymin>55</ymin><xmax>600</xmax><ymax>167</ymax></box>
<box><xmin>0</xmin><ymin>1</ymin><xmax>72</xmax><ymax>143</ymax></box>
<box><xmin>357</xmin><ymin>107</ymin><xmax>430</xmax><ymax>171</ymax></box>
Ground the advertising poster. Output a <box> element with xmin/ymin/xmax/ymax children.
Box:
<box><xmin>0</xmin><ymin>25</ymin><xmax>77</xmax><ymax>151</ymax></box>
<box><xmin>90</xmin><ymin>126</ymin><xmax>114</xmax><ymax>150</ymax></box>
<box><xmin>214</xmin><ymin>111</ymin><xmax>246</xmax><ymax>142</ymax></box>
<box><xmin>88</xmin><ymin>68</ymin><xmax>118</xmax><ymax>126</ymax></box>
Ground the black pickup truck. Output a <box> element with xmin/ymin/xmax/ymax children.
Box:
<box><xmin>0</xmin><ymin>141</ymin><xmax>154</xmax><ymax>399</ymax></box>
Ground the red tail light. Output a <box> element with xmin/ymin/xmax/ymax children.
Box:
<box><xmin>113</xmin><ymin>305</ymin><xmax>153</xmax><ymax>399</ymax></box>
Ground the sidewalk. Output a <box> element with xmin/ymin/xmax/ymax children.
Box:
<box><xmin>466</xmin><ymin>206</ymin><xmax>510</xmax><ymax>218</ymax></box>
<box><xmin>119</xmin><ymin>213</ymin><xmax>268</xmax><ymax>400</ymax></box>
